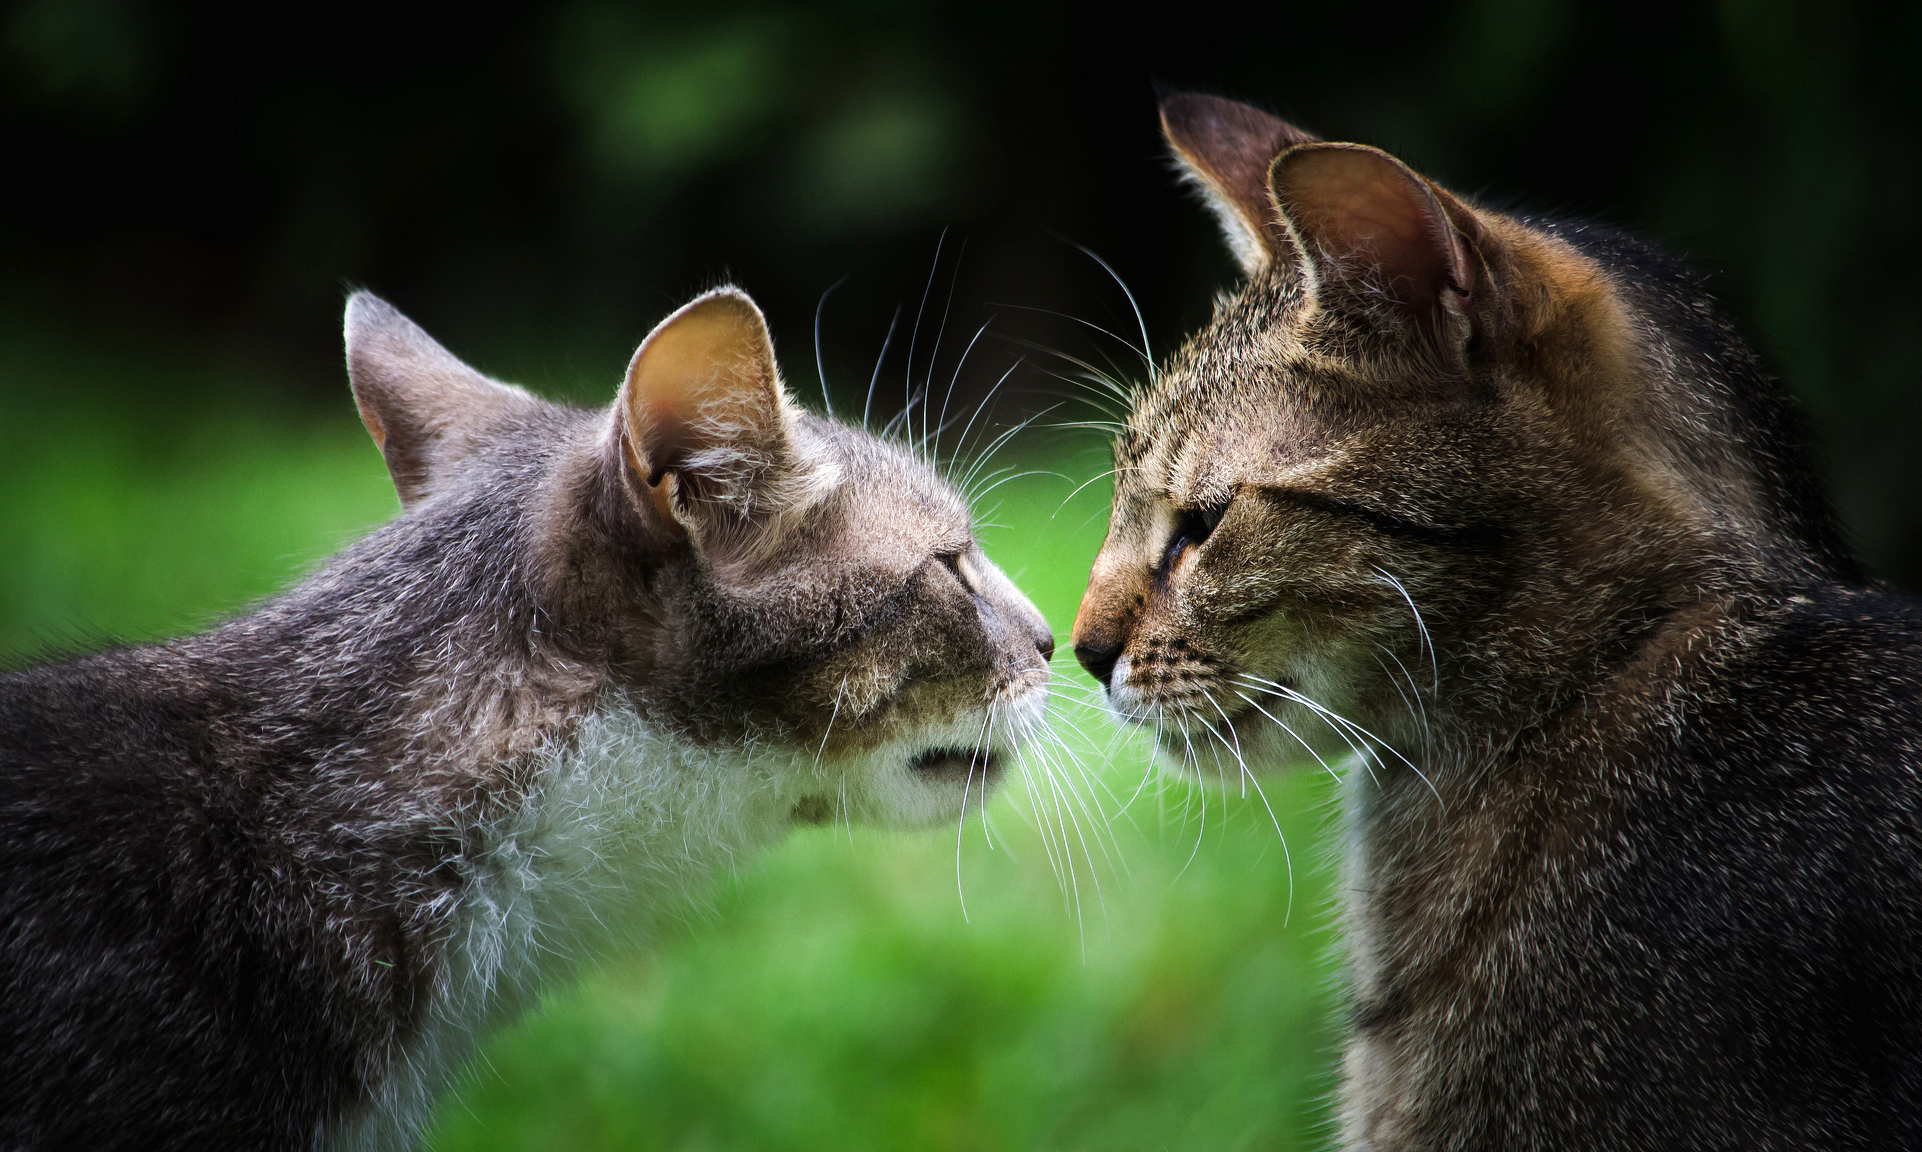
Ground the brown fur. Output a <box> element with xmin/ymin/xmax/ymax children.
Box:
<box><xmin>1073</xmin><ymin>95</ymin><xmax>1920</xmax><ymax>1150</ymax></box>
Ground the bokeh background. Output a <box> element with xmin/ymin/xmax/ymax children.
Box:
<box><xmin>4</xmin><ymin>1</ymin><xmax>1918</xmax><ymax>1148</ymax></box>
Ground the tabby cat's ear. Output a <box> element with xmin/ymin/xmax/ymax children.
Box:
<box><xmin>345</xmin><ymin>292</ymin><xmax>538</xmax><ymax>506</ymax></box>
<box><xmin>1160</xmin><ymin>92</ymin><xmax>1321</xmax><ymax>275</ymax></box>
<box><xmin>615</xmin><ymin>287</ymin><xmax>807</xmax><ymax>539</ymax></box>
<box><xmin>1268</xmin><ymin>143</ymin><xmax>1476</xmax><ymax>348</ymax></box>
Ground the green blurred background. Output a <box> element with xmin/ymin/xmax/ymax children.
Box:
<box><xmin>3</xmin><ymin>0</ymin><xmax>1918</xmax><ymax>1147</ymax></box>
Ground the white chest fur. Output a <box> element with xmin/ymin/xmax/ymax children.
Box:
<box><xmin>321</xmin><ymin>701</ymin><xmax>795</xmax><ymax>1152</ymax></box>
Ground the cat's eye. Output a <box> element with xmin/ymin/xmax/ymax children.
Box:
<box><xmin>936</xmin><ymin>551</ymin><xmax>972</xmax><ymax>593</ymax></box>
<box><xmin>1161</xmin><ymin>497</ymin><xmax>1232</xmax><ymax>573</ymax></box>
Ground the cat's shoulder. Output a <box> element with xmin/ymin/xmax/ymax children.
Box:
<box><xmin>1684</xmin><ymin>580</ymin><xmax>1922</xmax><ymax>784</ymax></box>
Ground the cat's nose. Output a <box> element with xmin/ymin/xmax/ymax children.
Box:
<box><xmin>1036</xmin><ymin>632</ymin><xmax>1056</xmax><ymax>661</ymax></box>
<box><xmin>1073</xmin><ymin>639</ymin><xmax>1122</xmax><ymax>689</ymax></box>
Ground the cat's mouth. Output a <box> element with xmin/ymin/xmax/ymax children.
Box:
<box><xmin>908</xmin><ymin>746</ymin><xmax>1003</xmax><ymax>784</ymax></box>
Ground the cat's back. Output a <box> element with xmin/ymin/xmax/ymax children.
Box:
<box><xmin>0</xmin><ymin>527</ymin><xmax>488</xmax><ymax>1150</ymax></box>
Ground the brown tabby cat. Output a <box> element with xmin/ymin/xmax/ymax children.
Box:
<box><xmin>0</xmin><ymin>286</ymin><xmax>1052</xmax><ymax>1150</ymax></box>
<box><xmin>1072</xmin><ymin>93</ymin><xmax>1922</xmax><ymax>1150</ymax></box>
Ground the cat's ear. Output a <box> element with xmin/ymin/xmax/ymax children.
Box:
<box><xmin>1160</xmin><ymin>92</ymin><xmax>1320</xmax><ymax>275</ymax></box>
<box><xmin>615</xmin><ymin>287</ymin><xmax>813</xmax><ymax>540</ymax></box>
<box><xmin>345</xmin><ymin>292</ymin><xmax>537</xmax><ymax>506</ymax></box>
<box><xmin>1267</xmin><ymin>143</ymin><xmax>1477</xmax><ymax>349</ymax></box>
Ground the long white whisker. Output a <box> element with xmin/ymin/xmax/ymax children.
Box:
<box><xmin>948</xmin><ymin>357</ymin><xmax>1026</xmax><ymax>483</ymax></box>
<box><xmin>930</xmin><ymin>317</ymin><xmax>995</xmax><ymax>463</ymax></box>
<box><xmin>1060</xmin><ymin>235</ymin><xmax>1155</xmax><ymax>380</ymax></box>
<box><xmin>813</xmin><ymin>274</ymin><xmax>847</xmax><ymax>418</ymax></box>
<box><xmin>1201</xmin><ymin>694</ymin><xmax>1295</xmax><ymax>926</ymax></box>
<box><xmin>904</xmin><ymin>228</ymin><xmax>948</xmax><ymax>441</ymax></box>
<box><xmin>1235</xmin><ymin>673</ymin><xmax>1442</xmax><ymax>807</ymax></box>
<box><xmin>1230</xmin><ymin>690</ymin><xmax>1343</xmax><ymax>785</ymax></box>
<box><xmin>1373</xmin><ymin>565</ymin><xmax>1439</xmax><ymax>693</ymax></box>
<box><xmin>863</xmin><ymin>305</ymin><xmax>902</xmax><ymax>431</ymax></box>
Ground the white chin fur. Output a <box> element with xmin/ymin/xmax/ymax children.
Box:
<box><xmin>830</xmin><ymin>682</ymin><xmax>1051</xmax><ymax>828</ymax></box>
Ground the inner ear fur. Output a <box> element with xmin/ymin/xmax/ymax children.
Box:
<box><xmin>344</xmin><ymin>292</ymin><xmax>537</xmax><ymax>506</ymax></box>
<box><xmin>615</xmin><ymin>287</ymin><xmax>798</xmax><ymax>531</ymax></box>
<box><xmin>1159</xmin><ymin>92</ymin><xmax>1321</xmax><ymax>274</ymax></box>
<box><xmin>1268</xmin><ymin>143</ymin><xmax>1478</xmax><ymax>345</ymax></box>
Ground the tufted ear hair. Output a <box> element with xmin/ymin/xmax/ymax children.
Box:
<box><xmin>344</xmin><ymin>292</ymin><xmax>539</xmax><ymax>506</ymax></box>
<box><xmin>1160</xmin><ymin>92</ymin><xmax>1321</xmax><ymax>275</ymax></box>
<box><xmin>1268</xmin><ymin>142</ymin><xmax>1478</xmax><ymax>350</ymax></box>
<box><xmin>614</xmin><ymin>287</ymin><xmax>821</xmax><ymax>541</ymax></box>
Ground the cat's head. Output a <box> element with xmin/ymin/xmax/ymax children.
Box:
<box><xmin>345</xmin><ymin>286</ymin><xmax>1053</xmax><ymax>827</ymax></box>
<box><xmin>1071</xmin><ymin>93</ymin><xmax>1851</xmax><ymax>778</ymax></box>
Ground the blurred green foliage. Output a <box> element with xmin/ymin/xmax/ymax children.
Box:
<box><xmin>0</xmin><ymin>321</ymin><xmax>398</xmax><ymax>657</ymax></box>
<box><xmin>9</xmin><ymin>0</ymin><xmax>1919</xmax><ymax>579</ymax></box>
<box><xmin>7</xmin><ymin>2</ymin><xmax>1921</xmax><ymax>1146</ymax></box>
<box><xmin>0</xmin><ymin>326</ymin><xmax>1345</xmax><ymax>1150</ymax></box>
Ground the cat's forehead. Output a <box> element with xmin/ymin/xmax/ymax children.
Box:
<box><xmin>1115</xmin><ymin>283</ymin><xmax>1332</xmax><ymax>498</ymax></box>
<box><xmin>816</xmin><ymin>418</ymin><xmax>973</xmax><ymax>547</ymax></box>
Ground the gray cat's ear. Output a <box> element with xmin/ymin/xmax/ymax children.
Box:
<box><xmin>615</xmin><ymin>287</ymin><xmax>812</xmax><ymax>539</ymax></box>
<box><xmin>1268</xmin><ymin>143</ymin><xmax>1476</xmax><ymax>347</ymax></box>
<box><xmin>344</xmin><ymin>292</ymin><xmax>537</xmax><ymax>506</ymax></box>
<box><xmin>1160</xmin><ymin>93</ymin><xmax>1320</xmax><ymax>275</ymax></box>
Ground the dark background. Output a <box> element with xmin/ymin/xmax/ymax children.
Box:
<box><xmin>7</xmin><ymin>0</ymin><xmax>1921</xmax><ymax>581</ymax></box>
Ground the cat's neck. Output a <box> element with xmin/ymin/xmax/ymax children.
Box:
<box><xmin>318</xmin><ymin>695</ymin><xmax>799</xmax><ymax>1150</ymax></box>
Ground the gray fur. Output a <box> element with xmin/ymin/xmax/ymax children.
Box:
<box><xmin>0</xmin><ymin>288</ymin><xmax>1053</xmax><ymax>1149</ymax></box>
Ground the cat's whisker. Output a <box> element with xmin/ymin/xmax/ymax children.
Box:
<box><xmin>1372</xmin><ymin>566</ymin><xmax>1439</xmax><ymax>694</ymax></box>
<box><xmin>1231</xmin><ymin>689</ymin><xmax>1344</xmax><ymax>786</ymax></box>
<box><xmin>984</xmin><ymin>299</ymin><xmax>1150</xmax><ymax>381</ymax></box>
<box><xmin>969</xmin><ymin>469</ymin><xmax>1058</xmax><ymax>506</ymax></box>
<box><xmin>1175</xmin><ymin>729</ymin><xmax>1213</xmax><ymax>881</ymax></box>
<box><xmin>1201</xmin><ymin>693</ymin><xmax>1295</xmax><ymax>927</ymax></box>
<box><xmin>861</xmin><ymin>304</ymin><xmax>901</xmax><ymax>431</ymax></box>
<box><xmin>1029</xmin><ymin>378</ymin><xmax>1130</xmax><ymax>424</ymax></box>
<box><xmin>1030</xmin><ymin>747</ymin><xmax>1090</xmax><ymax>943</ymax></box>
<box><xmin>1008</xmin><ymin>760</ymin><xmax>1068</xmax><ymax>897</ymax></box>
<box><xmin>902</xmin><ymin>228</ymin><xmax>948</xmax><ymax>439</ymax></box>
<box><xmin>1234</xmin><ymin>672</ymin><xmax>1441</xmax><ymax>808</ymax></box>
<box><xmin>1057</xmin><ymin>234</ymin><xmax>1156</xmax><ymax>381</ymax></box>
<box><xmin>1373</xmin><ymin>644</ymin><xmax>1435</xmax><ymax>754</ymax></box>
<box><xmin>975</xmin><ymin>702</ymin><xmax>998</xmax><ymax>850</ymax></box>
<box><xmin>920</xmin><ymin>236</ymin><xmax>967</xmax><ymax>461</ymax></box>
<box><xmin>1051</xmin><ymin>466</ymin><xmax>1127</xmax><ymax>519</ymax></box>
<box><xmin>838</xmin><ymin>770</ymin><xmax>854</xmax><ymax>848</ymax></box>
<box><xmin>881</xmin><ymin>393</ymin><xmax>922</xmax><ymax>442</ymax></box>
<box><xmin>944</xmin><ymin>357</ymin><xmax>1026</xmax><ymax>488</ymax></box>
<box><xmin>812</xmin><ymin>274</ymin><xmax>847</xmax><ymax>418</ymax></box>
<box><xmin>927</xmin><ymin>316</ymin><xmax>995</xmax><ymax>464</ymax></box>
<box><xmin>1033</xmin><ymin>729</ymin><xmax>1125</xmax><ymax>880</ymax></box>
<box><xmin>1117</xmin><ymin>715</ymin><xmax>1167</xmax><ymax>816</ymax></box>
<box><xmin>1048</xmin><ymin>417</ymin><xmax>1128</xmax><ymax>434</ymax></box>
<box><xmin>1004</xmin><ymin>338</ymin><xmax>1138</xmax><ymax>406</ymax></box>
<box><xmin>814</xmin><ymin>678</ymin><xmax>848</xmax><ymax>767</ymax></box>
<box><xmin>1232</xmin><ymin>673</ymin><xmax>1381</xmax><ymax>790</ymax></box>
<box><xmin>926</xmin><ymin>315</ymin><xmax>999</xmax><ymax>463</ymax></box>
<box><xmin>955</xmin><ymin>408</ymin><xmax>1056</xmax><ymax>504</ymax></box>
<box><xmin>953</xmin><ymin>703</ymin><xmax>998</xmax><ymax>921</ymax></box>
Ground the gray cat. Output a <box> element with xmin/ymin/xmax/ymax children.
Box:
<box><xmin>1073</xmin><ymin>93</ymin><xmax>1922</xmax><ymax>1149</ymax></box>
<box><xmin>0</xmin><ymin>287</ymin><xmax>1053</xmax><ymax>1149</ymax></box>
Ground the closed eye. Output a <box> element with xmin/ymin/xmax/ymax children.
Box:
<box><xmin>935</xmin><ymin>551</ymin><xmax>973</xmax><ymax>593</ymax></box>
<box><xmin>1159</xmin><ymin>496</ymin><xmax>1232</xmax><ymax>575</ymax></box>
<box><xmin>1268</xmin><ymin>488</ymin><xmax>1502</xmax><ymax>548</ymax></box>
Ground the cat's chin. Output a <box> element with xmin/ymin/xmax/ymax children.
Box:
<box><xmin>793</xmin><ymin>683</ymin><xmax>1049</xmax><ymax>829</ymax></box>
<box><xmin>785</xmin><ymin>749</ymin><xmax>1005</xmax><ymax>829</ymax></box>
